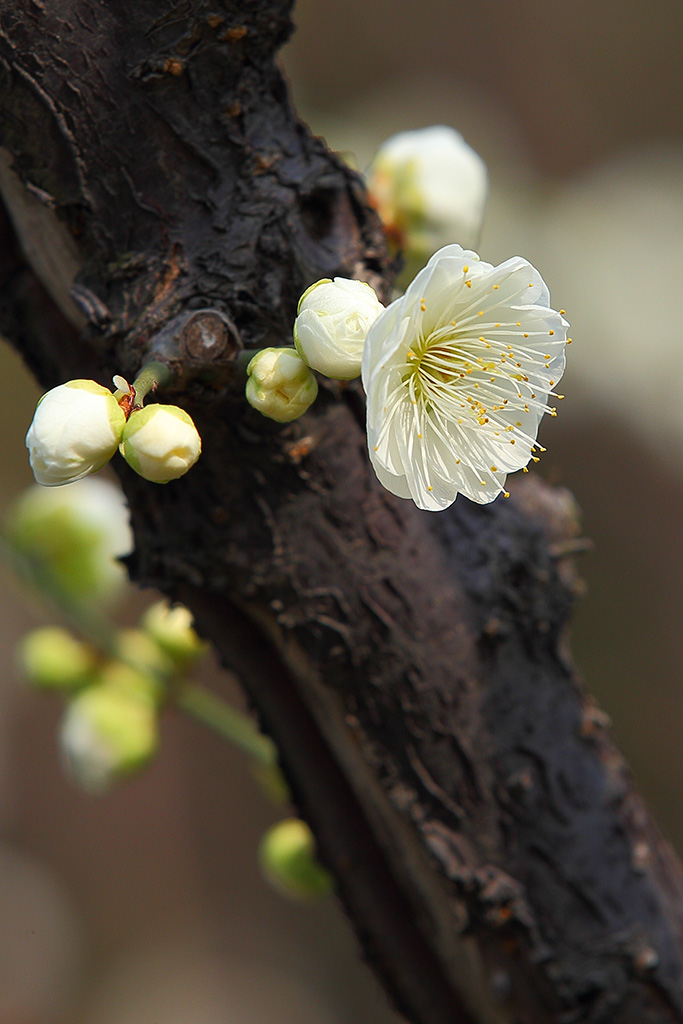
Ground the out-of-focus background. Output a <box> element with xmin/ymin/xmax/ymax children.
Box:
<box><xmin>1</xmin><ymin>1</ymin><xmax>682</xmax><ymax>1020</ymax></box>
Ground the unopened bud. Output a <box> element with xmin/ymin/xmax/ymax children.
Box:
<box><xmin>293</xmin><ymin>278</ymin><xmax>383</xmax><ymax>380</ymax></box>
<box><xmin>246</xmin><ymin>349</ymin><xmax>317</xmax><ymax>422</ymax></box>
<box><xmin>259</xmin><ymin>818</ymin><xmax>333</xmax><ymax>901</ymax></box>
<box><xmin>5</xmin><ymin>478</ymin><xmax>132</xmax><ymax>605</ymax></box>
<box><xmin>119</xmin><ymin>405</ymin><xmax>201</xmax><ymax>483</ymax></box>
<box><xmin>366</xmin><ymin>126</ymin><xmax>488</xmax><ymax>282</ymax></box>
<box><xmin>26</xmin><ymin>380</ymin><xmax>126</xmax><ymax>486</ymax></box>
<box><xmin>141</xmin><ymin>601</ymin><xmax>206</xmax><ymax>669</ymax></box>
<box><xmin>59</xmin><ymin>682</ymin><xmax>159</xmax><ymax>794</ymax></box>
<box><xmin>18</xmin><ymin>627</ymin><xmax>95</xmax><ymax>691</ymax></box>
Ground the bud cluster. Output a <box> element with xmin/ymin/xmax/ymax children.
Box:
<box><xmin>26</xmin><ymin>373</ymin><xmax>201</xmax><ymax>488</ymax></box>
<box><xmin>19</xmin><ymin>598</ymin><xmax>207</xmax><ymax>793</ymax></box>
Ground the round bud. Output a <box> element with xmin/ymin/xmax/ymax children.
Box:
<box><xmin>18</xmin><ymin>627</ymin><xmax>95</xmax><ymax>691</ymax></box>
<box><xmin>119</xmin><ymin>405</ymin><xmax>201</xmax><ymax>483</ymax></box>
<box><xmin>5</xmin><ymin>478</ymin><xmax>132</xmax><ymax>605</ymax></box>
<box><xmin>26</xmin><ymin>380</ymin><xmax>126</xmax><ymax>487</ymax></box>
<box><xmin>293</xmin><ymin>278</ymin><xmax>383</xmax><ymax>380</ymax></box>
<box><xmin>141</xmin><ymin>601</ymin><xmax>206</xmax><ymax>669</ymax></box>
<box><xmin>366</xmin><ymin>126</ymin><xmax>488</xmax><ymax>282</ymax></box>
<box><xmin>258</xmin><ymin>818</ymin><xmax>334</xmax><ymax>901</ymax></box>
<box><xmin>245</xmin><ymin>348</ymin><xmax>318</xmax><ymax>423</ymax></box>
<box><xmin>59</xmin><ymin>682</ymin><xmax>159</xmax><ymax>794</ymax></box>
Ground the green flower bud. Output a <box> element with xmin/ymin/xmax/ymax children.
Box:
<box><xmin>59</xmin><ymin>682</ymin><xmax>159</xmax><ymax>794</ymax></box>
<box><xmin>5</xmin><ymin>478</ymin><xmax>132</xmax><ymax>605</ymax></box>
<box><xmin>114</xmin><ymin>628</ymin><xmax>176</xmax><ymax>681</ymax></box>
<box><xmin>98</xmin><ymin>659</ymin><xmax>164</xmax><ymax>707</ymax></box>
<box><xmin>141</xmin><ymin>601</ymin><xmax>206</xmax><ymax>669</ymax></box>
<box><xmin>246</xmin><ymin>348</ymin><xmax>318</xmax><ymax>422</ymax></box>
<box><xmin>26</xmin><ymin>380</ymin><xmax>126</xmax><ymax>486</ymax></box>
<box><xmin>119</xmin><ymin>405</ymin><xmax>201</xmax><ymax>483</ymax></box>
<box><xmin>18</xmin><ymin>627</ymin><xmax>95</xmax><ymax>691</ymax></box>
<box><xmin>258</xmin><ymin>818</ymin><xmax>334</xmax><ymax>901</ymax></box>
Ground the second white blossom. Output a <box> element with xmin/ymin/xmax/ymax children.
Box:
<box><xmin>362</xmin><ymin>244</ymin><xmax>569</xmax><ymax>511</ymax></box>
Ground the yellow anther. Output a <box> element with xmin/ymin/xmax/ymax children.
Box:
<box><xmin>549</xmin><ymin>329</ymin><xmax>554</xmax><ymax>336</ymax></box>
<box><xmin>510</xmin><ymin>439</ymin><xmax>515</xmax><ymax>444</ymax></box>
<box><xmin>493</xmin><ymin>284</ymin><xmax>499</xmax><ymax>290</ymax></box>
<box><xmin>490</xmin><ymin>465</ymin><xmax>498</xmax><ymax>472</ymax></box>
<box><xmin>478</xmin><ymin>310</ymin><xmax>484</xmax><ymax>316</ymax></box>
<box><xmin>420</xmin><ymin>299</ymin><xmax>426</xmax><ymax>311</ymax></box>
<box><xmin>504</xmin><ymin>491</ymin><xmax>510</xmax><ymax>498</ymax></box>
<box><xmin>427</xmin><ymin>485</ymin><xmax>433</xmax><ymax>491</ymax></box>
<box><xmin>522</xmin><ymin>466</ymin><xmax>529</xmax><ymax>473</ymax></box>
<box><xmin>528</xmin><ymin>282</ymin><xmax>533</xmax><ymax>288</ymax></box>
<box><xmin>463</xmin><ymin>265</ymin><xmax>469</xmax><ymax>273</ymax></box>
<box><xmin>567</xmin><ymin>337</ymin><xmax>573</xmax><ymax>344</ymax></box>
<box><xmin>524</xmin><ymin>333</ymin><xmax>529</xmax><ymax>338</ymax></box>
<box><xmin>559</xmin><ymin>309</ymin><xmax>565</xmax><ymax>315</ymax></box>
<box><xmin>465</xmin><ymin>280</ymin><xmax>472</xmax><ymax>288</ymax></box>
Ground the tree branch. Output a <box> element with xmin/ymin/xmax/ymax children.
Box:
<box><xmin>2</xmin><ymin>3</ymin><xmax>683</xmax><ymax>1023</ymax></box>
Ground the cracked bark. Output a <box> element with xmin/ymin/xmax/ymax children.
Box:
<box><xmin>2</xmin><ymin>2</ymin><xmax>683</xmax><ymax>1022</ymax></box>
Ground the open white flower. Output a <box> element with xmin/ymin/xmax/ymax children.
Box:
<box><xmin>293</xmin><ymin>278</ymin><xmax>384</xmax><ymax>380</ymax></box>
<box><xmin>362</xmin><ymin>244</ymin><xmax>569</xmax><ymax>511</ymax></box>
<box><xmin>119</xmin><ymin>404</ymin><xmax>201</xmax><ymax>483</ymax></box>
<box><xmin>26</xmin><ymin>380</ymin><xmax>126</xmax><ymax>486</ymax></box>
<box><xmin>366</xmin><ymin>126</ymin><xmax>488</xmax><ymax>281</ymax></box>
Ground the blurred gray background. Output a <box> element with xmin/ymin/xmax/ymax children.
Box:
<box><xmin>0</xmin><ymin>1</ymin><xmax>682</xmax><ymax>1020</ymax></box>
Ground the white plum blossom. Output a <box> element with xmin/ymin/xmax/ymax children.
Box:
<box><xmin>119</xmin><ymin>404</ymin><xmax>201</xmax><ymax>483</ymax></box>
<box><xmin>366</xmin><ymin>126</ymin><xmax>488</xmax><ymax>281</ymax></box>
<box><xmin>26</xmin><ymin>380</ymin><xmax>126</xmax><ymax>486</ymax></box>
<box><xmin>293</xmin><ymin>277</ymin><xmax>384</xmax><ymax>379</ymax></box>
<box><xmin>246</xmin><ymin>347</ymin><xmax>318</xmax><ymax>422</ymax></box>
<box><xmin>362</xmin><ymin>244</ymin><xmax>569</xmax><ymax>511</ymax></box>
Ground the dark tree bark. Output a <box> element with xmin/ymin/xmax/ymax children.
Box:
<box><xmin>2</xmin><ymin>3</ymin><xmax>683</xmax><ymax>1023</ymax></box>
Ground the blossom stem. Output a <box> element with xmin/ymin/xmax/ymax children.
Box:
<box><xmin>175</xmin><ymin>681</ymin><xmax>278</xmax><ymax>767</ymax></box>
<box><xmin>131</xmin><ymin>361</ymin><xmax>172</xmax><ymax>406</ymax></box>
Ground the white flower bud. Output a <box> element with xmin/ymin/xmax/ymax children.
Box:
<box><xmin>25</xmin><ymin>380</ymin><xmax>127</xmax><ymax>487</ymax></box>
<box><xmin>246</xmin><ymin>348</ymin><xmax>318</xmax><ymax>422</ymax></box>
<box><xmin>59</xmin><ymin>682</ymin><xmax>159</xmax><ymax>794</ymax></box>
<box><xmin>119</xmin><ymin>405</ymin><xmax>201</xmax><ymax>483</ymax></box>
<box><xmin>293</xmin><ymin>278</ymin><xmax>383</xmax><ymax>380</ymax></box>
<box><xmin>366</xmin><ymin>126</ymin><xmax>488</xmax><ymax>280</ymax></box>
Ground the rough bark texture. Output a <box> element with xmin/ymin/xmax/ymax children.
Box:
<box><xmin>2</xmin><ymin>3</ymin><xmax>683</xmax><ymax>1022</ymax></box>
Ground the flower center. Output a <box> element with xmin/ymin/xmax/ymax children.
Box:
<box><xmin>405</xmin><ymin>333</ymin><xmax>491</xmax><ymax>424</ymax></box>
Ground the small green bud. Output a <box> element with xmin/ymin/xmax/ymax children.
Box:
<box><xmin>258</xmin><ymin>818</ymin><xmax>334</xmax><ymax>901</ymax></box>
<box><xmin>246</xmin><ymin>348</ymin><xmax>318</xmax><ymax>422</ymax></box>
<box><xmin>59</xmin><ymin>682</ymin><xmax>159</xmax><ymax>794</ymax></box>
<box><xmin>119</xmin><ymin>404</ymin><xmax>201</xmax><ymax>483</ymax></box>
<box><xmin>141</xmin><ymin>601</ymin><xmax>206</xmax><ymax>669</ymax></box>
<box><xmin>18</xmin><ymin>627</ymin><xmax>95</xmax><ymax>691</ymax></box>
<box><xmin>114</xmin><ymin>627</ymin><xmax>176</xmax><ymax>680</ymax></box>
<box><xmin>98</xmin><ymin>659</ymin><xmax>164</xmax><ymax>706</ymax></box>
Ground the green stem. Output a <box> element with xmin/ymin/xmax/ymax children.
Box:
<box><xmin>131</xmin><ymin>361</ymin><xmax>172</xmax><ymax>405</ymax></box>
<box><xmin>175</xmin><ymin>682</ymin><xmax>277</xmax><ymax>767</ymax></box>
